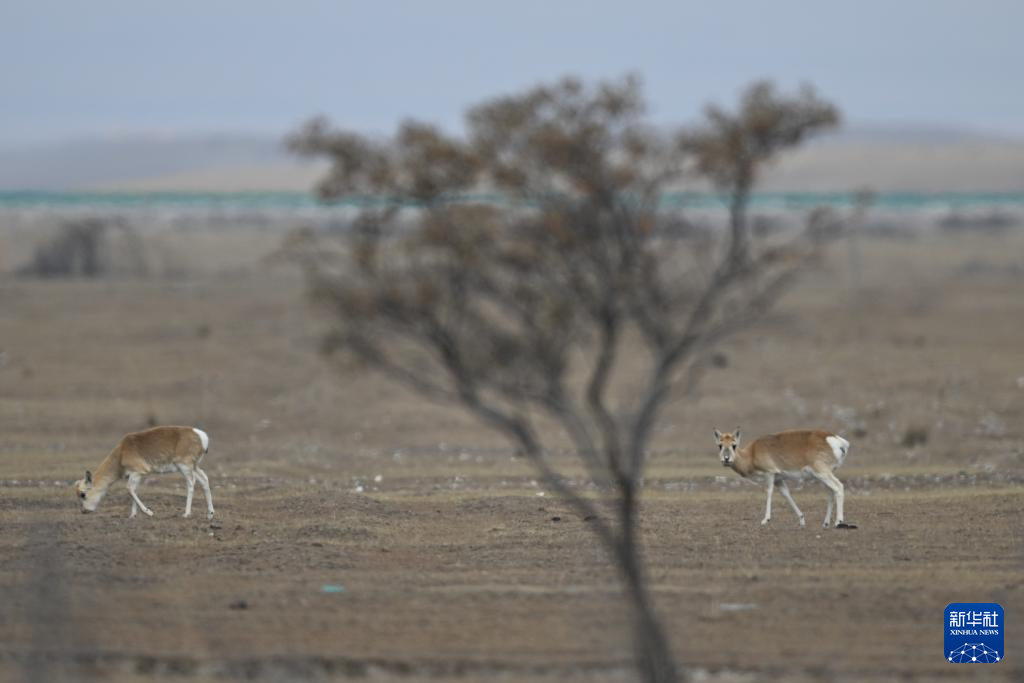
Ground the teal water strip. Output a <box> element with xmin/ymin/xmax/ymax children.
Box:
<box><xmin>2</xmin><ymin>190</ymin><xmax>1023</xmax><ymax>211</ymax></box>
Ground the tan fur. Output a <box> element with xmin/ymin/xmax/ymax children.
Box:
<box><xmin>724</xmin><ymin>429</ymin><xmax>838</xmax><ymax>477</ymax></box>
<box><xmin>74</xmin><ymin>426</ymin><xmax>213</xmax><ymax>518</ymax></box>
<box><xmin>714</xmin><ymin>427</ymin><xmax>854</xmax><ymax>528</ymax></box>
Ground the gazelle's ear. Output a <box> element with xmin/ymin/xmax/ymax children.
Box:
<box><xmin>734</xmin><ymin>427</ymin><xmax>741</xmax><ymax>444</ymax></box>
<box><xmin>713</xmin><ymin>429</ymin><xmax>722</xmax><ymax>443</ymax></box>
<box><xmin>85</xmin><ymin>470</ymin><xmax>92</xmax><ymax>484</ymax></box>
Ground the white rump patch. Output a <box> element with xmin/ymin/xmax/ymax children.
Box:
<box><xmin>193</xmin><ymin>428</ymin><xmax>210</xmax><ymax>453</ymax></box>
<box><xmin>826</xmin><ymin>435</ymin><xmax>849</xmax><ymax>465</ymax></box>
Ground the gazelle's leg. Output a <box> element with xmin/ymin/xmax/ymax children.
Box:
<box><xmin>194</xmin><ymin>467</ymin><xmax>215</xmax><ymax>519</ymax></box>
<box><xmin>126</xmin><ymin>473</ymin><xmax>154</xmax><ymax>517</ymax></box>
<box><xmin>177</xmin><ymin>464</ymin><xmax>195</xmax><ymax>517</ymax></box>
<box><xmin>812</xmin><ymin>468</ymin><xmax>852</xmax><ymax>528</ymax></box>
<box><xmin>130</xmin><ymin>497</ymin><xmax>138</xmax><ymax>519</ymax></box>
<box><xmin>822</xmin><ymin>472</ymin><xmax>850</xmax><ymax>527</ymax></box>
<box><xmin>761</xmin><ymin>475</ymin><xmax>775</xmax><ymax>525</ymax></box>
<box><xmin>810</xmin><ymin>468</ymin><xmax>837</xmax><ymax>525</ymax></box>
<box><xmin>777</xmin><ymin>479</ymin><xmax>805</xmax><ymax>527</ymax></box>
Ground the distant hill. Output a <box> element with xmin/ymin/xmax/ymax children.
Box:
<box><xmin>754</xmin><ymin>140</ymin><xmax>1024</xmax><ymax>193</ymax></box>
<box><xmin>0</xmin><ymin>133</ymin><xmax>304</xmax><ymax>191</ymax></box>
<box><xmin>2</xmin><ymin>126</ymin><xmax>1023</xmax><ymax>193</ymax></box>
<box><xmin>89</xmin><ymin>160</ymin><xmax>330</xmax><ymax>193</ymax></box>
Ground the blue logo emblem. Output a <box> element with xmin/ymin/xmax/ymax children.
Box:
<box><xmin>945</xmin><ymin>603</ymin><xmax>1003</xmax><ymax>663</ymax></box>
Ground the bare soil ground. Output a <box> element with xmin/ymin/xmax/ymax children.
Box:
<box><xmin>0</xmin><ymin>227</ymin><xmax>1022</xmax><ymax>682</ymax></box>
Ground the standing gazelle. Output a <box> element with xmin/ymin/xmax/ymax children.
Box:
<box><xmin>73</xmin><ymin>426</ymin><xmax>214</xmax><ymax>519</ymax></box>
<box><xmin>714</xmin><ymin>427</ymin><xmax>856</xmax><ymax>529</ymax></box>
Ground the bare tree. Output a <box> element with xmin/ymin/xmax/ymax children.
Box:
<box><xmin>288</xmin><ymin>76</ymin><xmax>841</xmax><ymax>683</ymax></box>
<box><xmin>683</xmin><ymin>81</ymin><xmax>839</xmax><ymax>265</ymax></box>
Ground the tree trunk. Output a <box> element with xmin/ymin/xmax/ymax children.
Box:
<box><xmin>616</xmin><ymin>484</ymin><xmax>680</xmax><ymax>683</ymax></box>
<box><xmin>728</xmin><ymin>180</ymin><xmax>751</xmax><ymax>266</ymax></box>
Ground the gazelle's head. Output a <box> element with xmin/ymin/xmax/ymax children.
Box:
<box><xmin>72</xmin><ymin>470</ymin><xmax>100</xmax><ymax>513</ymax></box>
<box><xmin>714</xmin><ymin>427</ymin><xmax>741</xmax><ymax>466</ymax></box>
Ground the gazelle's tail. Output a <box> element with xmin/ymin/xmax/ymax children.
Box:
<box><xmin>192</xmin><ymin>428</ymin><xmax>210</xmax><ymax>453</ymax></box>
<box><xmin>826</xmin><ymin>435</ymin><xmax>849</xmax><ymax>466</ymax></box>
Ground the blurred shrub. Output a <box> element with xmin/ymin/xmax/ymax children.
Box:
<box><xmin>19</xmin><ymin>218</ymin><xmax>148</xmax><ymax>278</ymax></box>
<box><xmin>901</xmin><ymin>425</ymin><xmax>929</xmax><ymax>447</ymax></box>
<box><xmin>938</xmin><ymin>210</ymin><xmax>1016</xmax><ymax>233</ymax></box>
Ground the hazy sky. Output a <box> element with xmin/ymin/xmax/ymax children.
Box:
<box><xmin>2</xmin><ymin>1</ymin><xmax>1022</xmax><ymax>145</ymax></box>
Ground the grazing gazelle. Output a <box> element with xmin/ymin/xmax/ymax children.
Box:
<box><xmin>714</xmin><ymin>427</ymin><xmax>856</xmax><ymax>529</ymax></box>
<box><xmin>73</xmin><ymin>426</ymin><xmax>214</xmax><ymax>519</ymax></box>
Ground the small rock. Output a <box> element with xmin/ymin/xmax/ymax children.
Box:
<box><xmin>551</xmin><ymin>516</ymin><xmax>561</xmax><ymax>522</ymax></box>
<box><xmin>209</xmin><ymin>521</ymin><xmax>223</xmax><ymax>530</ymax></box>
<box><xmin>719</xmin><ymin>603</ymin><xmax>757</xmax><ymax>611</ymax></box>
<box><xmin>229</xmin><ymin>600</ymin><xmax>248</xmax><ymax>610</ymax></box>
